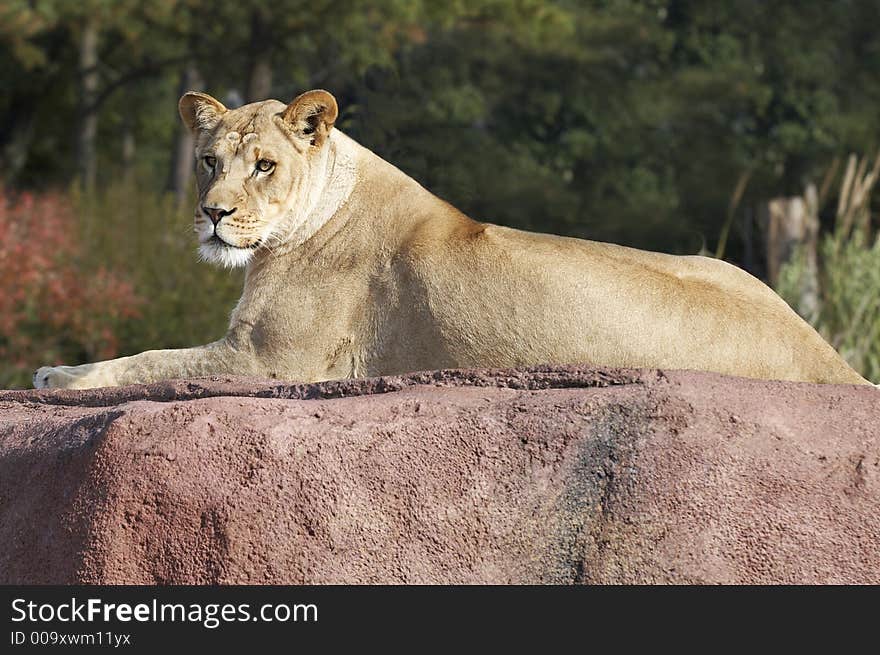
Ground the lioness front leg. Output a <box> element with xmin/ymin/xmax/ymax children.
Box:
<box><xmin>33</xmin><ymin>340</ymin><xmax>261</xmax><ymax>390</ymax></box>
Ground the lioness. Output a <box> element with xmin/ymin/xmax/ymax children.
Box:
<box><xmin>34</xmin><ymin>89</ymin><xmax>872</xmax><ymax>389</ymax></box>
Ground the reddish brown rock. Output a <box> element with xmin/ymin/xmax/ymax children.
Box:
<box><xmin>0</xmin><ymin>365</ymin><xmax>877</xmax><ymax>584</ymax></box>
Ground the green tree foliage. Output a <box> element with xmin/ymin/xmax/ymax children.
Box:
<box><xmin>777</xmin><ymin>154</ymin><xmax>880</xmax><ymax>382</ymax></box>
<box><xmin>778</xmin><ymin>230</ymin><xmax>880</xmax><ymax>382</ymax></box>
<box><xmin>346</xmin><ymin>0</ymin><xmax>880</xmax><ymax>253</ymax></box>
<box><xmin>4</xmin><ymin>1</ymin><xmax>878</xmax><ymax>249</ymax></box>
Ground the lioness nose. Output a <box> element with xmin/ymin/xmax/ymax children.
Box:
<box><xmin>203</xmin><ymin>206</ymin><xmax>237</xmax><ymax>226</ymax></box>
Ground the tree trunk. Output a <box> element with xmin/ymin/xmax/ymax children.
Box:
<box><xmin>167</xmin><ymin>62</ymin><xmax>204</xmax><ymax>205</ymax></box>
<box><xmin>247</xmin><ymin>59</ymin><xmax>273</xmax><ymax>103</ymax></box>
<box><xmin>121</xmin><ymin>112</ymin><xmax>136</xmax><ymax>186</ymax></box>
<box><xmin>741</xmin><ymin>206</ymin><xmax>759</xmax><ymax>277</ymax></box>
<box><xmin>245</xmin><ymin>8</ymin><xmax>273</xmax><ymax>102</ymax></box>
<box><xmin>0</xmin><ymin>108</ymin><xmax>35</xmax><ymax>184</ymax></box>
<box><xmin>75</xmin><ymin>17</ymin><xmax>100</xmax><ymax>192</ymax></box>
<box><xmin>763</xmin><ymin>183</ymin><xmax>820</xmax><ymax>320</ymax></box>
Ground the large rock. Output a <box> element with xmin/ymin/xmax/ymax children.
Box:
<box><xmin>0</xmin><ymin>366</ymin><xmax>877</xmax><ymax>584</ymax></box>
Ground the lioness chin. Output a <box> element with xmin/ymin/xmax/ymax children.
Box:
<box><xmin>34</xmin><ymin>89</ymin><xmax>872</xmax><ymax>390</ymax></box>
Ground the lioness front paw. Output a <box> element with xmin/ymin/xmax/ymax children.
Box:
<box><xmin>33</xmin><ymin>364</ymin><xmax>107</xmax><ymax>390</ymax></box>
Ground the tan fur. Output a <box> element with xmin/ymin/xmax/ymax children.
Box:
<box><xmin>34</xmin><ymin>91</ymin><xmax>872</xmax><ymax>390</ymax></box>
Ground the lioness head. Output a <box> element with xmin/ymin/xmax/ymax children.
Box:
<box><xmin>178</xmin><ymin>89</ymin><xmax>339</xmax><ymax>268</ymax></box>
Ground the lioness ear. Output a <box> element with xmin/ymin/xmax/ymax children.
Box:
<box><xmin>178</xmin><ymin>92</ymin><xmax>227</xmax><ymax>133</ymax></box>
<box><xmin>280</xmin><ymin>89</ymin><xmax>338</xmax><ymax>147</ymax></box>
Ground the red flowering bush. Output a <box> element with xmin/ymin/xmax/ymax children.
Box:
<box><xmin>0</xmin><ymin>186</ymin><xmax>142</xmax><ymax>388</ymax></box>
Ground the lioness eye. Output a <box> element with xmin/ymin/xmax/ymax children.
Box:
<box><xmin>256</xmin><ymin>159</ymin><xmax>275</xmax><ymax>173</ymax></box>
<box><xmin>203</xmin><ymin>155</ymin><xmax>217</xmax><ymax>169</ymax></box>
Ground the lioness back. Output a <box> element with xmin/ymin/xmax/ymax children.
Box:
<box><xmin>389</xmin><ymin>213</ymin><xmax>866</xmax><ymax>385</ymax></box>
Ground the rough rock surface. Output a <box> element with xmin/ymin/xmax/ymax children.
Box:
<box><xmin>0</xmin><ymin>365</ymin><xmax>877</xmax><ymax>584</ymax></box>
